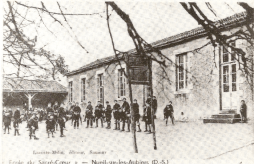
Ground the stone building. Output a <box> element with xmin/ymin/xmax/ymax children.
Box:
<box><xmin>65</xmin><ymin>12</ymin><xmax>253</xmax><ymax>120</ymax></box>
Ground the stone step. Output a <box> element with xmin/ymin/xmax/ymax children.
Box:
<box><xmin>203</xmin><ymin>118</ymin><xmax>241</xmax><ymax>124</ymax></box>
<box><xmin>219</xmin><ymin>110</ymin><xmax>237</xmax><ymax>114</ymax></box>
<box><xmin>211</xmin><ymin>114</ymin><xmax>241</xmax><ymax>119</ymax></box>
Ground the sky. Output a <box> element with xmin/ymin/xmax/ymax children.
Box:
<box><xmin>2</xmin><ymin>0</ymin><xmax>254</xmax><ymax>84</ymax></box>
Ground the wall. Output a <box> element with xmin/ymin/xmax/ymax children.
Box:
<box><xmin>67</xmin><ymin>27</ymin><xmax>253</xmax><ymax>120</ymax></box>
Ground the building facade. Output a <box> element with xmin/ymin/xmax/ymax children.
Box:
<box><xmin>65</xmin><ymin>12</ymin><xmax>253</xmax><ymax>120</ymax></box>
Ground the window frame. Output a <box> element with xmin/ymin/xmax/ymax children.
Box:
<box><xmin>69</xmin><ymin>81</ymin><xmax>73</xmax><ymax>102</ymax></box>
<box><xmin>118</xmin><ymin>68</ymin><xmax>126</xmax><ymax>98</ymax></box>
<box><xmin>97</xmin><ymin>73</ymin><xmax>104</xmax><ymax>105</ymax></box>
<box><xmin>81</xmin><ymin>78</ymin><xmax>86</xmax><ymax>102</ymax></box>
<box><xmin>176</xmin><ymin>53</ymin><xmax>188</xmax><ymax>91</ymax></box>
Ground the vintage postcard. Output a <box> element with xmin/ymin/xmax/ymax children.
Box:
<box><xmin>1</xmin><ymin>0</ymin><xmax>254</xmax><ymax>164</ymax></box>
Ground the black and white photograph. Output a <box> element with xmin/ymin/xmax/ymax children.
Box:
<box><xmin>1</xmin><ymin>0</ymin><xmax>254</xmax><ymax>163</ymax></box>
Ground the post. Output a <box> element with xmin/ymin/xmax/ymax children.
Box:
<box><xmin>219</xmin><ymin>46</ymin><xmax>222</xmax><ymax>111</ymax></box>
<box><xmin>126</xmin><ymin>62</ymin><xmax>138</xmax><ymax>153</ymax></box>
<box><xmin>148</xmin><ymin>57</ymin><xmax>157</xmax><ymax>150</ymax></box>
<box><xmin>24</xmin><ymin>93</ymin><xmax>37</xmax><ymax>110</ymax></box>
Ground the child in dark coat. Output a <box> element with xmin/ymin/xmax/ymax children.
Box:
<box><xmin>3</xmin><ymin>112</ymin><xmax>11</xmax><ymax>134</ymax></box>
<box><xmin>46</xmin><ymin>116</ymin><xmax>56</xmax><ymax>138</ymax></box>
<box><xmin>94</xmin><ymin>106</ymin><xmax>103</xmax><ymax>128</ymax></box>
<box><xmin>105</xmin><ymin>101</ymin><xmax>112</xmax><ymax>129</ymax></box>
<box><xmin>28</xmin><ymin>113</ymin><xmax>39</xmax><ymax>140</ymax></box>
<box><xmin>13</xmin><ymin>119</ymin><xmax>20</xmax><ymax>136</ymax></box>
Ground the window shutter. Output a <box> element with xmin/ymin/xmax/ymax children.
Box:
<box><xmin>118</xmin><ymin>70</ymin><xmax>120</xmax><ymax>97</ymax></box>
<box><xmin>102</xmin><ymin>75</ymin><xmax>104</xmax><ymax>86</ymax></box>
<box><xmin>187</xmin><ymin>52</ymin><xmax>193</xmax><ymax>89</ymax></box>
<box><xmin>102</xmin><ymin>86</ymin><xmax>104</xmax><ymax>106</ymax></box>
<box><xmin>175</xmin><ymin>56</ymin><xmax>178</xmax><ymax>91</ymax></box>
<box><xmin>97</xmin><ymin>77</ymin><xmax>99</xmax><ymax>101</ymax></box>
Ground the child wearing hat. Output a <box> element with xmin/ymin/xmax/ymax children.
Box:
<box><xmin>105</xmin><ymin>101</ymin><xmax>112</xmax><ymax>129</ymax></box>
<box><xmin>94</xmin><ymin>106</ymin><xmax>103</xmax><ymax>128</ymax></box>
<box><xmin>85</xmin><ymin>101</ymin><xmax>93</xmax><ymax>128</ymax></box>
<box><xmin>113</xmin><ymin>100</ymin><xmax>120</xmax><ymax>130</ymax></box>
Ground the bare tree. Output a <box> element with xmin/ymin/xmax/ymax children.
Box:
<box><xmin>3</xmin><ymin>1</ymin><xmax>105</xmax><ymax>80</ymax></box>
<box><xmin>180</xmin><ymin>2</ymin><xmax>254</xmax><ymax>100</ymax></box>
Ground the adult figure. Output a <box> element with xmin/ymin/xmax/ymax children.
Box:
<box><xmin>240</xmin><ymin>100</ymin><xmax>247</xmax><ymax>123</ymax></box>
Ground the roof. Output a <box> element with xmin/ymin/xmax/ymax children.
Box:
<box><xmin>3</xmin><ymin>78</ymin><xmax>68</xmax><ymax>93</ymax></box>
<box><xmin>66</xmin><ymin>12</ymin><xmax>248</xmax><ymax>76</ymax></box>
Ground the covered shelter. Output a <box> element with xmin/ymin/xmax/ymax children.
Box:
<box><xmin>3</xmin><ymin>78</ymin><xmax>68</xmax><ymax>113</ymax></box>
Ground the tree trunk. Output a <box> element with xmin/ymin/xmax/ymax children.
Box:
<box><xmin>148</xmin><ymin>57</ymin><xmax>157</xmax><ymax>150</ymax></box>
<box><xmin>126</xmin><ymin>62</ymin><xmax>138</xmax><ymax>153</ymax></box>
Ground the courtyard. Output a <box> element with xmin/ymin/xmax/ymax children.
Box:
<box><xmin>2</xmin><ymin>119</ymin><xmax>254</xmax><ymax>163</ymax></box>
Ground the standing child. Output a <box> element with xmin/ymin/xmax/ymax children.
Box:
<box><xmin>13</xmin><ymin>118</ymin><xmax>20</xmax><ymax>136</ymax></box>
<box><xmin>121</xmin><ymin>98</ymin><xmax>130</xmax><ymax>132</ymax></box>
<box><xmin>133</xmin><ymin>99</ymin><xmax>141</xmax><ymax>132</ymax></box>
<box><xmin>163</xmin><ymin>101</ymin><xmax>175</xmax><ymax>125</ymax></box>
<box><xmin>144</xmin><ymin>102</ymin><xmax>152</xmax><ymax>134</ymax></box>
<box><xmin>28</xmin><ymin>112</ymin><xmax>39</xmax><ymax>140</ymax></box>
<box><xmin>105</xmin><ymin>101</ymin><xmax>112</xmax><ymax>129</ymax></box>
<box><xmin>94</xmin><ymin>106</ymin><xmax>103</xmax><ymax>128</ymax></box>
<box><xmin>85</xmin><ymin>103</ymin><xmax>93</xmax><ymax>128</ymax></box>
<box><xmin>46</xmin><ymin>116</ymin><xmax>56</xmax><ymax>138</ymax></box>
<box><xmin>3</xmin><ymin>111</ymin><xmax>11</xmax><ymax>134</ymax></box>
<box><xmin>113</xmin><ymin>100</ymin><xmax>120</xmax><ymax>130</ymax></box>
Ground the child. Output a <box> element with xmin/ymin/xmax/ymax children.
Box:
<box><xmin>86</xmin><ymin>107</ymin><xmax>93</xmax><ymax>128</ymax></box>
<box><xmin>58</xmin><ymin>116</ymin><xmax>66</xmax><ymax>137</ymax></box>
<box><xmin>13</xmin><ymin>119</ymin><xmax>20</xmax><ymax>136</ymax></box>
<box><xmin>180</xmin><ymin>112</ymin><xmax>188</xmax><ymax>122</ymax></box>
<box><xmin>113</xmin><ymin>100</ymin><xmax>120</xmax><ymax>130</ymax></box>
<box><xmin>46</xmin><ymin>116</ymin><xmax>56</xmax><ymax>138</ymax></box>
<box><xmin>144</xmin><ymin>103</ymin><xmax>152</xmax><ymax>134</ymax></box>
<box><xmin>28</xmin><ymin>112</ymin><xmax>39</xmax><ymax>140</ymax></box>
<box><xmin>3</xmin><ymin>111</ymin><xmax>11</xmax><ymax>134</ymax></box>
<box><xmin>163</xmin><ymin>101</ymin><xmax>174</xmax><ymax>125</ymax></box>
<box><xmin>94</xmin><ymin>106</ymin><xmax>103</xmax><ymax>128</ymax></box>
<box><xmin>133</xmin><ymin>99</ymin><xmax>141</xmax><ymax>132</ymax></box>
<box><xmin>105</xmin><ymin>101</ymin><xmax>112</xmax><ymax>129</ymax></box>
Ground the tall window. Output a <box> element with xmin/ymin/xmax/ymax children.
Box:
<box><xmin>176</xmin><ymin>53</ymin><xmax>188</xmax><ymax>91</ymax></box>
<box><xmin>118</xmin><ymin>69</ymin><xmax>126</xmax><ymax>97</ymax></box>
<box><xmin>223</xmin><ymin>41</ymin><xmax>236</xmax><ymax>62</ymax></box>
<box><xmin>97</xmin><ymin>74</ymin><xmax>104</xmax><ymax>105</ymax></box>
<box><xmin>232</xmin><ymin>64</ymin><xmax>237</xmax><ymax>91</ymax></box>
<box><xmin>69</xmin><ymin>81</ymin><xmax>73</xmax><ymax>102</ymax></box>
<box><xmin>81</xmin><ymin>78</ymin><xmax>85</xmax><ymax>101</ymax></box>
<box><xmin>222</xmin><ymin>41</ymin><xmax>237</xmax><ymax>92</ymax></box>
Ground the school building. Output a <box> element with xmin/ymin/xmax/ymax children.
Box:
<box><xmin>65</xmin><ymin>12</ymin><xmax>253</xmax><ymax>120</ymax></box>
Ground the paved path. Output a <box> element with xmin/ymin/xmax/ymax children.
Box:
<box><xmin>2</xmin><ymin>119</ymin><xmax>254</xmax><ymax>163</ymax></box>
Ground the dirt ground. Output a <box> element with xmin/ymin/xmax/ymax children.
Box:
<box><xmin>2</xmin><ymin>118</ymin><xmax>254</xmax><ymax>164</ymax></box>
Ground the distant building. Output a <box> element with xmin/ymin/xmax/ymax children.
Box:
<box><xmin>65</xmin><ymin>12</ymin><xmax>253</xmax><ymax>120</ymax></box>
<box><xmin>3</xmin><ymin>78</ymin><xmax>68</xmax><ymax>113</ymax></box>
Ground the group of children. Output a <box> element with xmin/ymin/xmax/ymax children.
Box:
<box><xmin>83</xmin><ymin>97</ymin><xmax>158</xmax><ymax>133</ymax></box>
<box><xmin>2</xmin><ymin>107</ymin><xmax>21</xmax><ymax>136</ymax></box>
<box><xmin>3</xmin><ymin>95</ymin><xmax>179</xmax><ymax>140</ymax></box>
